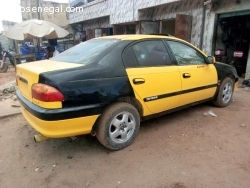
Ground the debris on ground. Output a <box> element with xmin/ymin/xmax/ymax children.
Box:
<box><xmin>240</xmin><ymin>124</ymin><xmax>246</xmax><ymax>128</ymax></box>
<box><xmin>0</xmin><ymin>80</ymin><xmax>17</xmax><ymax>94</ymax></box>
<box><xmin>0</xmin><ymin>80</ymin><xmax>17</xmax><ymax>102</ymax></box>
<box><xmin>11</xmin><ymin>102</ymin><xmax>21</xmax><ymax>107</ymax></box>
<box><xmin>242</xmin><ymin>79</ymin><xmax>250</xmax><ymax>87</ymax></box>
<box><xmin>85</xmin><ymin>182</ymin><xmax>90</xmax><ymax>187</ymax></box>
<box><xmin>203</xmin><ymin>110</ymin><xmax>217</xmax><ymax>117</ymax></box>
<box><xmin>67</xmin><ymin>156</ymin><xmax>73</xmax><ymax>159</ymax></box>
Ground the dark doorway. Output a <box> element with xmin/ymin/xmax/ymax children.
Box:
<box><xmin>214</xmin><ymin>13</ymin><xmax>250</xmax><ymax>77</ymax></box>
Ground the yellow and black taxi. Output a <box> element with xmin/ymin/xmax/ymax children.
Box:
<box><xmin>16</xmin><ymin>35</ymin><xmax>238</xmax><ymax>150</ymax></box>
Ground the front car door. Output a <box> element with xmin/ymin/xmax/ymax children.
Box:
<box><xmin>122</xmin><ymin>39</ymin><xmax>181</xmax><ymax>115</ymax></box>
<box><xmin>165</xmin><ymin>39</ymin><xmax>218</xmax><ymax>106</ymax></box>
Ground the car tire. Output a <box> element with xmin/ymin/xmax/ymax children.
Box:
<box><xmin>96</xmin><ymin>102</ymin><xmax>140</xmax><ymax>150</ymax></box>
<box><xmin>213</xmin><ymin>77</ymin><xmax>234</xmax><ymax>107</ymax></box>
<box><xmin>0</xmin><ymin>62</ymin><xmax>9</xmax><ymax>73</ymax></box>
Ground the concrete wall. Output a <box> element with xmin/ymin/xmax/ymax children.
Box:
<box><xmin>246</xmin><ymin>47</ymin><xmax>250</xmax><ymax>79</ymax></box>
<box><xmin>40</xmin><ymin>1</ymin><xmax>69</xmax><ymax>27</ymax></box>
<box><xmin>68</xmin><ymin>0</ymin><xmax>250</xmax><ymax>59</ymax></box>
<box><xmin>69</xmin><ymin>0</ymin><xmax>203</xmax><ymax>48</ymax></box>
<box><xmin>68</xmin><ymin>0</ymin><xmax>179</xmax><ymax>24</ymax></box>
<box><xmin>139</xmin><ymin>0</ymin><xmax>203</xmax><ymax>47</ymax></box>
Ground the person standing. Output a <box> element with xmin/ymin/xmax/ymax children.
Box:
<box><xmin>45</xmin><ymin>46</ymin><xmax>53</xmax><ymax>59</ymax></box>
<box><xmin>50</xmin><ymin>46</ymin><xmax>59</xmax><ymax>57</ymax></box>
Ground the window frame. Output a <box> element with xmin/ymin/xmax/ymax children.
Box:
<box><xmin>122</xmin><ymin>39</ymin><xmax>175</xmax><ymax>68</ymax></box>
<box><xmin>163</xmin><ymin>39</ymin><xmax>209</xmax><ymax>66</ymax></box>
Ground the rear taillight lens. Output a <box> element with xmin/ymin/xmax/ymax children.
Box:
<box><xmin>32</xmin><ymin>83</ymin><xmax>64</xmax><ymax>102</ymax></box>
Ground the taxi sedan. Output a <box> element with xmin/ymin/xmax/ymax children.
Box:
<box><xmin>16</xmin><ymin>35</ymin><xmax>238</xmax><ymax>150</ymax></box>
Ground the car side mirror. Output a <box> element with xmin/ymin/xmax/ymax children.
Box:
<box><xmin>206</xmin><ymin>56</ymin><xmax>215</xmax><ymax>64</ymax></box>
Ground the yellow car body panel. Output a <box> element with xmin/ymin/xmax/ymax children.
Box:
<box><xmin>126</xmin><ymin>66</ymin><xmax>182</xmax><ymax>114</ymax></box>
<box><xmin>21</xmin><ymin>106</ymin><xmax>99</xmax><ymax>138</ymax></box>
<box><xmin>178</xmin><ymin>64</ymin><xmax>218</xmax><ymax>106</ymax></box>
<box><xmin>234</xmin><ymin>81</ymin><xmax>238</xmax><ymax>91</ymax></box>
<box><xmin>32</xmin><ymin>98</ymin><xmax>62</xmax><ymax>109</ymax></box>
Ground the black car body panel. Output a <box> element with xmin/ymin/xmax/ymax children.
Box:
<box><xmin>38</xmin><ymin>40</ymin><xmax>135</xmax><ymax>108</ymax></box>
<box><xmin>214</xmin><ymin>62</ymin><xmax>239</xmax><ymax>82</ymax></box>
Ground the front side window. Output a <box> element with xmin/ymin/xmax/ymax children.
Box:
<box><xmin>131</xmin><ymin>40</ymin><xmax>172</xmax><ymax>67</ymax></box>
<box><xmin>167</xmin><ymin>40</ymin><xmax>205</xmax><ymax>65</ymax></box>
<box><xmin>51</xmin><ymin>39</ymin><xmax>120</xmax><ymax>65</ymax></box>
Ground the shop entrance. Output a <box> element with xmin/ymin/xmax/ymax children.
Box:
<box><xmin>214</xmin><ymin>12</ymin><xmax>250</xmax><ymax>77</ymax></box>
<box><xmin>160</xmin><ymin>14</ymin><xmax>192</xmax><ymax>42</ymax></box>
<box><xmin>161</xmin><ymin>19</ymin><xmax>175</xmax><ymax>36</ymax></box>
<box><xmin>113</xmin><ymin>24</ymin><xmax>136</xmax><ymax>35</ymax></box>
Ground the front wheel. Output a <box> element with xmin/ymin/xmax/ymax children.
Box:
<box><xmin>213</xmin><ymin>77</ymin><xmax>234</xmax><ymax>107</ymax></box>
<box><xmin>96</xmin><ymin>102</ymin><xmax>140</xmax><ymax>150</ymax></box>
<box><xmin>0</xmin><ymin>62</ymin><xmax>9</xmax><ymax>73</ymax></box>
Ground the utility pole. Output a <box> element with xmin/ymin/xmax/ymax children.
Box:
<box><xmin>36</xmin><ymin>0</ymin><xmax>41</xmax><ymax>50</ymax></box>
<box><xmin>36</xmin><ymin>0</ymin><xmax>41</xmax><ymax>20</ymax></box>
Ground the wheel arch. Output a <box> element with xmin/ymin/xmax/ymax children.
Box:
<box><xmin>213</xmin><ymin>74</ymin><xmax>235</xmax><ymax>101</ymax></box>
<box><xmin>90</xmin><ymin>96</ymin><xmax>143</xmax><ymax>136</ymax></box>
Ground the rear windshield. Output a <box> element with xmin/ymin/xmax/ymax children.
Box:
<box><xmin>51</xmin><ymin>39</ymin><xmax>120</xmax><ymax>65</ymax></box>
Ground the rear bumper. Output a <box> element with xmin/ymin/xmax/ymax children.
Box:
<box><xmin>16</xmin><ymin>90</ymin><xmax>101</xmax><ymax>138</ymax></box>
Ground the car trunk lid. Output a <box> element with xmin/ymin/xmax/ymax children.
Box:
<box><xmin>16</xmin><ymin>60</ymin><xmax>83</xmax><ymax>103</ymax></box>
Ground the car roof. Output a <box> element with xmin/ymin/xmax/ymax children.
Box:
<box><xmin>93</xmin><ymin>34</ymin><xmax>208</xmax><ymax>57</ymax></box>
<box><xmin>93</xmin><ymin>34</ymin><xmax>176</xmax><ymax>41</ymax></box>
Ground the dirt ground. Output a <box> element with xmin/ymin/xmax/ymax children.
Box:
<box><xmin>0</xmin><ymin>70</ymin><xmax>250</xmax><ymax>188</ymax></box>
<box><xmin>0</xmin><ymin>67</ymin><xmax>16</xmax><ymax>85</ymax></box>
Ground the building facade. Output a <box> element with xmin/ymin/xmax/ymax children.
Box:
<box><xmin>21</xmin><ymin>0</ymin><xmax>69</xmax><ymax>28</ymax></box>
<box><xmin>69</xmin><ymin>0</ymin><xmax>250</xmax><ymax>78</ymax></box>
<box><xmin>20</xmin><ymin>0</ymin><xmax>74</xmax><ymax>48</ymax></box>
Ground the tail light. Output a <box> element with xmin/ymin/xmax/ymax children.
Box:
<box><xmin>32</xmin><ymin>83</ymin><xmax>64</xmax><ymax>102</ymax></box>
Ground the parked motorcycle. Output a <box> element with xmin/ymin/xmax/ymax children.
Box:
<box><xmin>0</xmin><ymin>51</ymin><xmax>9</xmax><ymax>73</ymax></box>
<box><xmin>0</xmin><ymin>48</ymin><xmax>33</xmax><ymax>73</ymax></box>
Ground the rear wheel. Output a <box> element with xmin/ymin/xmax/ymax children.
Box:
<box><xmin>213</xmin><ymin>77</ymin><xmax>234</xmax><ymax>107</ymax></box>
<box><xmin>0</xmin><ymin>62</ymin><xmax>9</xmax><ymax>73</ymax></box>
<box><xmin>96</xmin><ymin>102</ymin><xmax>140</xmax><ymax>150</ymax></box>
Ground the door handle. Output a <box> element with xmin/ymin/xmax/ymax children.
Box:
<box><xmin>133</xmin><ymin>78</ymin><xmax>145</xmax><ymax>85</ymax></box>
<box><xmin>182</xmin><ymin>73</ymin><xmax>191</xmax><ymax>78</ymax></box>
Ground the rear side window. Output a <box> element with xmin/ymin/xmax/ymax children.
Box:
<box><xmin>122</xmin><ymin>40</ymin><xmax>173</xmax><ymax>68</ymax></box>
<box><xmin>51</xmin><ymin>39</ymin><xmax>120</xmax><ymax>65</ymax></box>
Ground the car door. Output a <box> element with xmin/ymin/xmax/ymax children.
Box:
<box><xmin>122</xmin><ymin>39</ymin><xmax>182</xmax><ymax>115</ymax></box>
<box><xmin>165</xmin><ymin>40</ymin><xmax>218</xmax><ymax>106</ymax></box>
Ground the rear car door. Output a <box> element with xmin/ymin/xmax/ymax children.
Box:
<box><xmin>123</xmin><ymin>39</ymin><xmax>182</xmax><ymax>115</ymax></box>
<box><xmin>165</xmin><ymin>40</ymin><xmax>217</xmax><ymax>106</ymax></box>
